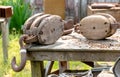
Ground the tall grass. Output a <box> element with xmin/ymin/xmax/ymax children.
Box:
<box><xmin>0</xmin><ymin>34</ymin><xmax>31</xmax><ymax>77</ymax></box>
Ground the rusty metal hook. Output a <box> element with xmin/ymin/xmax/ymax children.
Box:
<box><xmin>11</xmin><ymin>35</ymin><xmax>28</xmax><ymax>72</ymax></box>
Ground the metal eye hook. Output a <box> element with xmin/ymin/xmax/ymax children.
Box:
<box><xmin>11</xmin><ymin>35</ymin><xmax>28</xmax><ymax>72</ymax></box>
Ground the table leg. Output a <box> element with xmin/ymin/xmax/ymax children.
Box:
<box><xmin>45</xmin><ymin>61</ymin><xmax>54</xmax><ymax>77</ymax></box>
<box><xmin>59</xmin><ymin>61</ymin><xmax>69</xmax><ymax>74</ymax></box>
<box><xmin>31</xmin><ymin>61</ymin><xmax>44</xmax><ymax>77</ymax></box>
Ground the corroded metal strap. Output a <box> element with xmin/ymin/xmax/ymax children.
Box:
<box><xmin>24</xmin><ymin>35</ymin><xmax>38</xmax><ymax>44</ymax></box>
<box><xmin>111</xmin><ymin>22</ymin><xmax>120</xmax><ymax>29</ymax></box>
<box><xmin>63</xmin><ymin>19</ymin><xmax>74</xmax><ymax>35</ymax></box>
<box><xmin>63</xmin><ymin>29</ymin><xmax>73</xmax><ymax>35</ymax></box>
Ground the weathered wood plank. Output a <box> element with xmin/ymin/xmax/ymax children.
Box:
<box><xmin>27</xmin><ymin>50</ymin><xmax>120</xmax><ymax>62</ymax></box>
<box><xmin>0</xmin><ymin>6</ymin><xmax>12</xmax><ymax>18</ymax></box>
<box><xmin>27</xmin><ymin>29</ymin><xmax>120</xmax><ymax>62</ymax></box>
<box><xmin>27</xmin><ymin>29</ymin><xmax>120</xmax><ymax>50</ymax></box>
<box><xmin>31</xmin><ymin>61</ymin><xmax>44</xmax><ymax>77</ymax></box>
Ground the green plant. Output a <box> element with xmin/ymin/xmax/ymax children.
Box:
<box><xmin>2</xmin><ymin>0</ymin><xmax>32</xmax><ymax>32</ymax></box>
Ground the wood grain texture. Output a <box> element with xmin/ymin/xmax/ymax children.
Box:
<box><xmin>44</xmin><ymin>0</ymin><xmax>65</xmax><ymax>19</ymax></box>
<box><xmin>30</xmin><ymin>14</ymin><xmax>51</xmax><ymax>35</ymax></box>
<box><xmin>23</xmin><ymin>13</ymin><xmax>44</xmax><ymax>34</ymax></box>
<box><xmin>79</xmin><ymin>13</ymin><xmax>118</xmax><ymax>40</ymax></box>
<box><xmin>27</xmin><ymin>49</ymin><xmax>120</xmax><ymax>62</ymax></box>
<box><xmin>37</xmin><ymin>15</ymin><xmax>64</xmax><ymax>44</ymax></box>
<box><xmin>79</xmin><ymin>14</ymin><xmax>110</xmax><ymax>40</ymax></box>
<box><xmin>95</xmin><ymin>13</ymin><xmax>117</xmax><ymax>37</ymax></box>
<box><xmin>23</xmin><ymin>14</ymin><xmax>64</xmax><ymax>44</ymax></box>
<box><xmin>0</xmin><ymin>6</ymin><xmax>12</xmax><ymax>18</ymax></box>
<box><xmin>27</xmin><ymin>29</ymin><xmax>120</xmax><ymax>61</ymax></box>
<box><xmin>31</xmin><ymin>61</ymin><xmax>44</xmax><ymax>77</ymax></box>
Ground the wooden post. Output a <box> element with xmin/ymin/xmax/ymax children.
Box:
<box><xmin>0</xmin><ymin>6</ymin><xmax>12</xmax><ymax>63</ymax></box>
<box><xmin>0</xmin><ymin>18</ymin><xmax>9</xmax><ymax>63</ymax></box>
<box><xmin>31</xmin><ymin>61</ymin><xmax>44</xmax><ymax>77</ymax></box>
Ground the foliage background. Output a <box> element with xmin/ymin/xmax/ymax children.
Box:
<box><xmin>1</xmin><ymin>0</ymin><xmax>32</xmax><ymax>32</ymax></box>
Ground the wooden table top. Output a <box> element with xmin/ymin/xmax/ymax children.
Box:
<box><xmin>27</xmin><ymin>29</ymin><xmax>120</xmax><ymax>61</ymax></box>
<box><xmin>27</xmin><ymin>29</ymin><xmax>120</xmax><ymax>51</ymax></box>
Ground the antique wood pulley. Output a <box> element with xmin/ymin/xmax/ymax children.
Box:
<box><xmin>78</xmin><ymin>13</ymin><xmax>120</xmax><ymax>40</ymax></box>
<box><xmin>11</xmin><ymin>13</ymin><xmax>74</xmax><ymax>72</ymax></box>
<box><xmin>22</xmin><ymin>13</ymin><xmax>65</xmax><ymax>44</ymax></box>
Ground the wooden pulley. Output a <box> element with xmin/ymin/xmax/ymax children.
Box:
<box><xmin>23</xmin><ymin>13</ymin><xmax>64</xmax><ymax>44</ymax></box>
<box><xmin>11</xmin><ymin>13</ymin><xmax>74</xmax><ymax>72</ymax></box>
<box><xmin>78</xmin><ymin>13</ymin><xmax>119</xmax><ymax>40</ymax></box>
